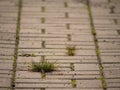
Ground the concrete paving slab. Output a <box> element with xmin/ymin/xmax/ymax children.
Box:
<box><xmin>0</xmin><ymin>0</ymin><xmax>120</xmax><ymax>90</ymax></box>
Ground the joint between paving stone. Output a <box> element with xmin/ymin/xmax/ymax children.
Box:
<box><xmin>11</xmin><ymin>0</ymin><xmax>22</xmax><ymax>89</ymax></box>
<box><xmin>41</xmin><ymin>56</ymin><xmax>45</xmax><ymax>61</ymax></box>
<box><xmin>66</xmin><ymin>46</ymin><xmax>76</xmax><ymax>56</ymax></box>
<box><xmin>42</xmin><ymin>0</ymin><xmax>45</xmax><ymax>2</ymax></box>
<box><xmin>41</xmin><ymin>71</ymin><xmax>46</xmax><ymax>79</ymax></box>
<box><xmin>67</xmin><ymin>34</ymin><xmax>71</xmax><ymax>41</ymax></box>
<box><xmin>64</xmin><ymin>2</ymin><xmax>68</xmax><ymax>8</ymax></box>
<box><xmin>117</xmin><ymin>30</ymin><xmax>120</xmax><ymax>35</ymax></box>
<box><xmin>110</xmin><ymin>5</ymin><xmax>115</xmax><ymax>13</ymax></box>
<box><xmin>70</xmin><ymin>63</ymin><xmax>74</xmax><ymax>71</ymax></box>
<box><xmin>65</xmin><ymin>12</ymin><xmax>69</xmax><ymax>18</ymax></box>
<box><xmin>42</xmin><ymin>41</ymin><xmax>46</xmax><ymax>48</ymax></box>
<box><xmin>41</xmin><ymin>56</ymin><xmax>46</xmax><ymax>79</ymax></box>
<box><xmin>41</xmin><ymin>88</ymin><xmax>45</xmax><ymax>90</ymax></box>
<box><xmin>66</xmin><ymin>23</ymin><xmax>70</xmax><ymax>29</ymax></box>
<box><xmin>41</xmin><ymin>6</ymin><xmax>45</xmax><ymax>12</ymax></box>
<box><xmin>41</xmin><ymin>17</ymin><xmax>45</xmax><ymax>23</ymax></box>
<box><xmin>41</xmin><ymin>28</ymin><xmax>46</xmax><ymax>34</ymax></box>
<box><xmin>108</xmin><ymin>0</ymin><xmax>111</xmax><ymax>3</ymax></box>
<box><xmin>113</xmin><ymin>19</ymin><xmax>118</xmax><ymax>25</ymax></box>
<box><xmin>87</xmin><ymin>0</ymin><xmax>107</xmax><ymax>90</ymax></box>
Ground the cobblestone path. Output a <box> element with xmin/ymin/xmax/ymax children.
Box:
<box><xmin>0</xmin><ymin>0</ymin><xmax>120</xmax><ymax>90</ymax></box>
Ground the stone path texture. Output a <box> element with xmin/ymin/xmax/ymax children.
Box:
<box><xmin>0</xmin><ymin>0</ymin><xmax>120</xmax><ymax>90</ymax></box>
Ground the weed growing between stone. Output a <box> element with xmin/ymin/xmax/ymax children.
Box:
<box><xmin>72</xmin><ymin>79</ymin><xmax>77</xmax><ymax>88</ymax></box>
<box><xmin>30</xmin><ymin>60</ymin><xmax>55</xmax><ymax>73</ymax></box>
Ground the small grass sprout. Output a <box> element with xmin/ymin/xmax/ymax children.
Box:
<box><xmin>66</xmin><ymin>47</ymin><xmax>76</xmax><ymax>56</ymax></box>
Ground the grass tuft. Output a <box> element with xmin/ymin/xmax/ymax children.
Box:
<box><xmin>72</xmin><ymin>79</ymin><xmax>77</xmax><ymax>88</ymax></box>
<box><xmin>30</xmin><ymin>60</ymin><xmax>55</xmax><ymax>73</ymax></box>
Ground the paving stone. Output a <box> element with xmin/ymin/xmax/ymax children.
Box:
<box><xmin>98</xmin><ymin>38</ymin><xmax>120</xmax><ymax>42</ymax></box>
<box><xmin>22</xmin><ymin>12</ymin><xmax>65</xmax><ymax>18</ymax></box>
<box><xmin>20</xmin><ymin>33</ymin><xmax>67</xmax><ymax>38</ymax></box>
<box><xmin>0</xmin><ymin>32</ymin><xmax>16</xmax><ymax>40</ymax></box>
<box><xmin>48</xmin><ymin>70</ymin><xmax>100</xmax><ymax>75</ymax></box>
<box><xmin>0</xmin><ymin>88</ymin><xmax>11</xmax><ymax>90</ymax></box>
<box><xmin>0</xmin><ymin>12</ymin><xmax>17</xmax><ymax>18</ymax></box>
<box><xmin>75</xmin><ymin>50</ymin><xmax>96</xmax><ymax>56</ymax></box>
<box><xmin>104</xmin><ymin>69</ymin><xmax>120</xmax><ymax>78</ymax></box>
<box><xmin>20</xmin><ymin>23</ymin><xmax>66</xmax><ymax>29</ymax></box>
<box><xmin>0</xmin><ymin>56</ymin><xmax>14</xmax><ymax>60</ymax></box>
<box><xmin>100</xmin><ymin>50</ymin><xmax>120</xmax><ymax>56</ymax></box>
<box><xmin>46</xmin><ymin>89</ymin><xmax>103</xmax><ymax>90</ymax></box>
<box><xmin>15</xmin><ymin>83</ymin><xmax>71</xmax><ymax>88</ymax></box>
<box><xmin>19</xmin><ymin>40</ymin><xmax>42</xmax><ymax>48</ymax></box>
<box><xmin>103</xmin><ymin>64</ymin><xmax>120</xmax><ymax>69</ymax></box>
<box><xmin>15</xmin><ymin>78</ymin><xmax>72</xmax><ymax>88</ymax></box>
<box><xmin>0</xmin><ymin>0</ymin><xmax>18</xmax><ymax>6</ymax></box>
<box><xmin>21</xmin><ymin>18</ymin><xmax>90</xmax><ymax>24</ymax></box>
<box><xmin>46</xmin><ymin>44</ymin><xmax>95</xmax><ymax>49</ymax></box>
<box><xmin>101</xmin><ymin>56</ymin><xmax>120</xmax><ymax>63</ymax></box>
<box><xmin>19</xmin><ymin>37</ymin><xmax>68</xmax><ymax>41</ymax></box>
<box><xmin>70</xmin><ymin>24</ymin><xmax>91</xmax><ymax>29</ymax></box>
<box><xmin>46</xmin><ymin>8</ymin><xmax>88</xmax><ymax>13</ymax></box>
<box><xmin>0</xmin><ymin>44</ymin><xmax>15</xmax><ymax>48</ymax></box>
<box><xmin>107</xmin><ymin>88</ymin><xmax>120</xmax><ymax>90</ymax></box>
<box><xmin>46</xmin><ymin>55</ymin><xmax>97</xmax><ymax>60</ymax></box>
<box><xmin>93</xmin><ymin>19</ymin><xmax>114</xmax><ymax>25</ymax></box>
<box><xmin>98</xmin><ymin>42</ymin><xmax>120</xmax><ymax>49</ymax></box>
<box><xmin>106</xmin><ymin>79</ymin><xmax>120</xmax><ymax>88</ymax></box>
<box><xmin>76</xmin><ymin>80</ymin><xmax>102</xmax><ymax>88</ymax></box>
<box><xmin>47</xmin><ymin>59</ymin><xmax>98</xmax><ymax>64</ymax></box>
<box><xmin>96</xmin><ymin>30</ymin><xmax>118</xmax><ymax>35</ymax></box>
<box><xmin>72</xmin><ymin>35</ymin><xmax>94</xmax><ymax>42</ymax></box>
<box><xmin>0</xmin><ymin>17</ymin><xmax>17</xmax><ymax>23</ymax></box>
<box><xmin>0</xmin><ymin>0</ymin><xmax>120</xmax><ymax>89</ymax></box>
<box><xmin>97</xmin><ymin>35</ymin><xmax>120</xmax><ymax>39</ymax></box>
<box><xmin>74</xmin><ymin>64</ymin><xmax>99</xmax><ymax>71</ymax></box>
<box><xmin>0</xmin><ymin>63</ymin><xmax>13</xmax><ymax>70</ymax></box>
<box><xmin>16</xmin><ymin>71</ymin><xmax>41</xmax><ymax>79</ymax></box>
<box><xmin>45</xmin><ymin>29</ymin><xmax>91</xmax><ymax>34</ymax></box>
<box><xmin>0</xmin><ymin>40</ymin><xmax>15</xmax><ymax>45</ymax></box>
<box><xmin>23</xmin><ymin>2</ymin><xmax>64</xmax><ymax>7</ymax></box>
<box><xmin>46</xmin><ymin>41</ymin><xmax>95</xmax><ymax>45</ymax></box>
<box><xmin>0</xmin><ymin>7</ymin><xmax>18</xmax><ymax>12</ymax></box>
<box><xmin>0</xmin><ymin>59</ymin><xmax>13</xmax><ymax>63</ymax></box>
<box><xmin>0</xmin><ymin>78</ymin><xmax>11</xmax><ymax>87</ymax></box>
<box><xmin>69</xmin><ymin>13</ymin><xmax>89</xmax><ymax>18</ymax></box>
<box><xmin>0</xmin><ymin>48</ymin><xmax>14</xmax><ymax>56</ymax></box>
<box><xmin>45</xmin><ymin>18</ymin><xmax>90</xmax><ymax>24</ymax></box>
<box><xmin>46</xmin><ymin>72</ymin><xmax>100</xmax><ymax>79</ymax></box>
<box><xmin>45</xmin><ymin>74</ymin><xmax>74</xmax><ymax>79</ymax></box>
<box><xmin>0</xmin><ymin>72</ymin><xmax>11</xmax><ymax>78</ymax></box>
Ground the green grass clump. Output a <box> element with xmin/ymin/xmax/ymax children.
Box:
<box><xmin>96</xmin><ymin>50</ymin><xmax>100</xmax><ymax>56</ymax></box>
<box><xmin>30</xmin><ymin>60</ymin><xmax>55</xmax><ymax>73</ymax></box>
<box><xmin>72</xmin><ymin>79</ymin><xmax>77</xmax><ymax>88</ymax></box>
<box><xmin>92</xmin><ymin>29</ymin><xmax>96</xmax><ymax>35</ymax></box>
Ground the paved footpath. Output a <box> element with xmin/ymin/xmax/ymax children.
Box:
<box><xmin>0</xmin><ymin>0</ymin><xmax>120</xmax><ymax>90</ymax></box>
